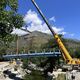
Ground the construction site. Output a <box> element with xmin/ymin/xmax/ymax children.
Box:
<box><xmin>0</xmin><ymin>0</ymin><xmax>80</xmax><ymax>80</ymax></box>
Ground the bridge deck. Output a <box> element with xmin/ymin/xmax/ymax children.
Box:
<box><xmin>3</xmin><ymin>52</ymin><xmax>61</xmax><ymax>59</ymax></box>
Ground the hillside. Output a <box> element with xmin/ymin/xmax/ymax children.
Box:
<box><xmin>64</xmin><ymin>39</ymin><xmax>80</xmax><ymax>51</ymax></box>
<box><xmin>6</xmin><ymin>31</ymin><xmax>80</xmax><ymax>54</ymax></box>
<box><xmin>8</xmin><ymin>31</ymin><xmax>52</xmax><ymax>53</ymax></box>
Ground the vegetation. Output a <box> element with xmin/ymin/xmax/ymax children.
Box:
<box><xmin>0</xmin><ymin>0</ymin><xmax>23</xmax><ymax>38</ymax></box>
<box><xmin>74</xmin><ymin>47</ymin><xmax>80</xmax><ymax>58</ymax></box>
<box><xmin>24</xmin><ymin>70</ymin><xmax>46</xmax><ymax>80</ymax></box>
<box><xmin>56</xmin><ymin>74</ymin><xmax>66</xmax><ymax>80</ymax></box>
<box><xmin>22</xmin><ymin>58</ymin><xmax>47</xmax><ymax>80</ymax></box>
<box><xmin>0</xmin><ymin>0</ymin><xmax>23</xmax><ymax>55</ymax></box>
<box><xmin>22</xmin><ymin>57</ymin><xmax>48</xmax><ymax>69</ymax></box>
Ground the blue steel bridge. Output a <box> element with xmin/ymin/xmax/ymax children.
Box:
<box><xmin>3</xmin><ymin>51</ymin><xmax>61</xmax><ymax>59</ymax></box>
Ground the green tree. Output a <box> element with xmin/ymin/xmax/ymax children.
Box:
<box><xmin>0</xmin><ymin>0</ymin><xmax>23</xmax><ymax>55</ymax></box>
<box><xmin>74</xmin><ymin>47</ymin><xmax>80</xmax><ymax>58</ymax></box>
<box><xmin>0</xmin><ymin>0</ymin><xmax>23</xmax><ymax>38</ymax></box>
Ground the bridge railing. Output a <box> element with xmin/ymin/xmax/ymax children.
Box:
<box><xmin>5</xmin><ymin>49</ymin><xmax>60</xmax><ymax>55</ymax></box>
<box><xmin>3</xmin><ymin>51</ymin><xmax>61</xmax><ymax>59</ymax></box>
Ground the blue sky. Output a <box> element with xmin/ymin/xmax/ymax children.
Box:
<box><xmin>16</xmin><ymin>0</ymin><xmax>80</xmax><ymax>39</ymax></box>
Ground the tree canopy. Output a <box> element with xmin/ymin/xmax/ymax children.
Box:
<box><xmin>0</xmin><ymin>0</ymin><xmax>24</xmax><ymax>38</ymax></box>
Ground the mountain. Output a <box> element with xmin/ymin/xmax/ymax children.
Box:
<box><xmin>7</xmin><ymin>31</ymin><xmax>80</xmax><ymax>54</ymax></box>
<box><xmin>8</xmin><ymin>31</ymin><xmax>52</xmax><ymax>53</ymax></box>
<box><xmin>20</xmin><ymin>31</ymin><xmax>52</xmax><ymax>49</ymax></box>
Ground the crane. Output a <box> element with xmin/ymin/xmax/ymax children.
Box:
<box><xmin>31</xmin><ymin>0</ymin><xmax>80</xmax><ymax>65</ymax></box>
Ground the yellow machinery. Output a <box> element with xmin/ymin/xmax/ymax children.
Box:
<box><xmin>31</xmin><ymin>0</ymin><xmax>80</xmax><ymax>65</ymax></box>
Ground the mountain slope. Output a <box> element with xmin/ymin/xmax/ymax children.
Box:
<box><xmin>8</xmin><ymin>31</ymin><xmax>80</xmax><ymax>54</ymax></box>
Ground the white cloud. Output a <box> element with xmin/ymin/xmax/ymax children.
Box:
<box><xmin>24</xmin><ymin>10</ymin><xmax>42</xmax><ymax>25</ymax></box>
<box><xmin>11</xmin><ymin>28</ymin><xmax>29</xmax><ymax>36</ymax></box>
<box><xmin>49</xmin><ymin>16</ymin><xmax>56</xmax><ymax>22</ymax></box>
<box><xmin>11</xmin><ymin>10</ymin><xmax>74</xmax><ymax>37</ymax></box>
<box><xmin>61</xmin><ymin>32</ymin><xmax>67</xmax><ymax>35</ymax></box>
<box><xmin>23</xmin><ymin>9</ymin><xmax>66</xmax><ymax>35</ymax></box>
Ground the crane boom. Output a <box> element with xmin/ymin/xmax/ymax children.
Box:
<box><xmin>31</xmin><ymin>0</ymin><xmax>80</xmax><ymax>64</ymax></box>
